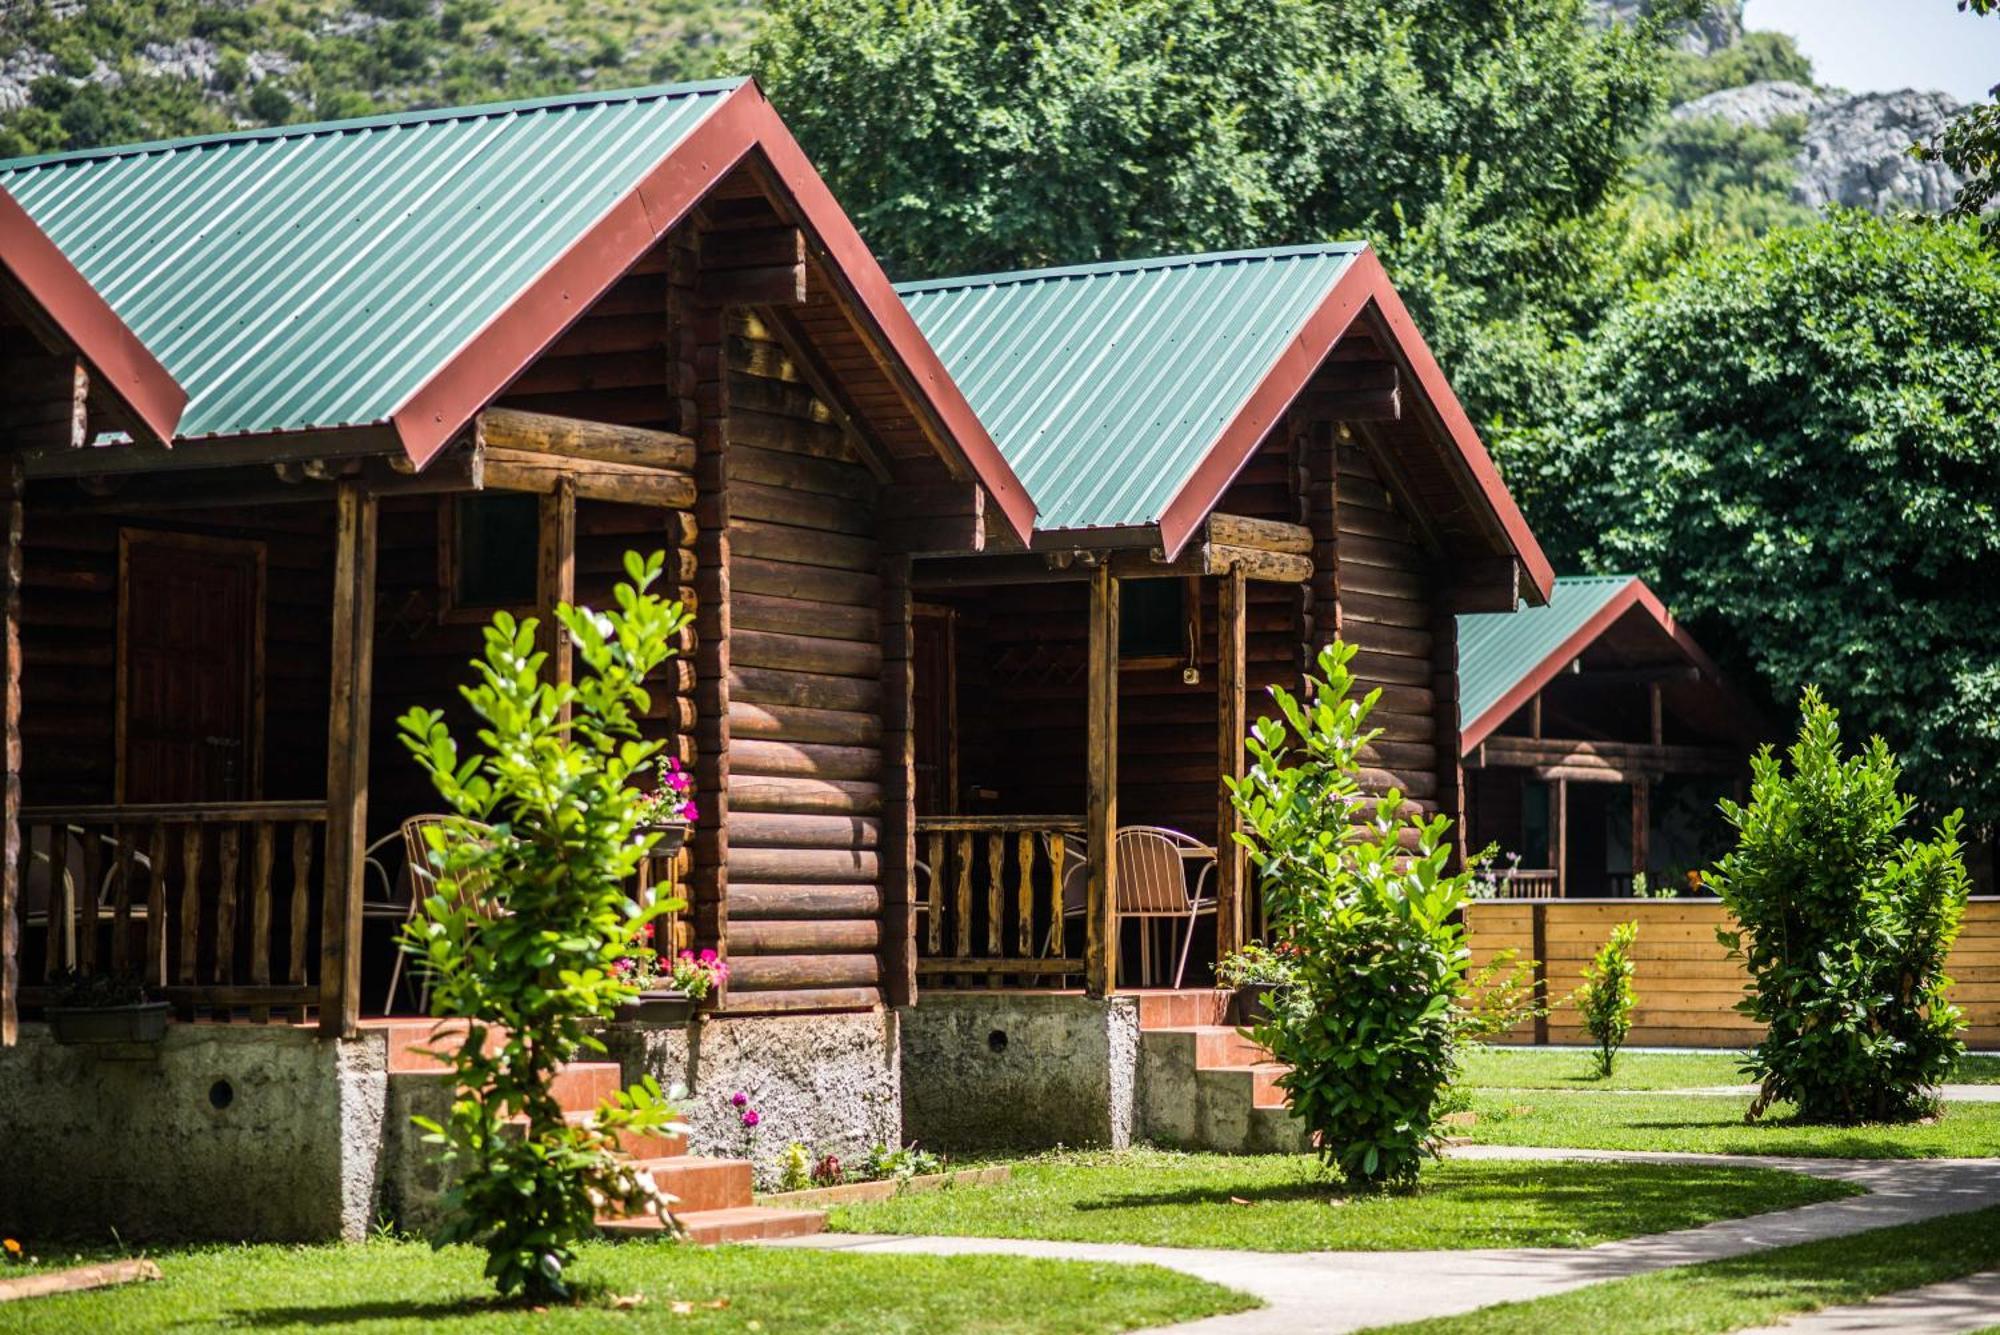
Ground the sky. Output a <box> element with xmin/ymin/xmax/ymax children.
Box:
<box><xmin>1742</xmin><ymin>0</ymin><xmax>2000</xmax><ymax>103</ymax></box>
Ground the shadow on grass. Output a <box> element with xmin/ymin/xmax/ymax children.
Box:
<box><xmin>230</xmin><ymin>1299</ymin><xmax>504</xmax><ymax>1327</ymax></box>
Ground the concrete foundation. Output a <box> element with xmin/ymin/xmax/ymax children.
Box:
<box><xmin>899</xmin><ymin>992</ymin><xmax>1139</xmax><ymax>1151</ymax></box>
<box><xmin>0</xmin><ymin>1023</ymin><xmax>387</xmax><ymax>1243</ymax></box>
<box><xmin>603</xmin><ymin>1009</ymin><xmax>902</xmax><ymax>1189</ymax></box>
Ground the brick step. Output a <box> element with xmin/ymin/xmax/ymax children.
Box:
<box><xmin>1153</xmin><ymin>1024</ymin><xmax>1271</xmax><ymax>1068</ymax></box>
<box><xmin>599</xmin><ymin>1206</ymin><xmax>827</xmax><ymax>1245</ymax></box>
<box><xmin>550</xmin><ymin>1062</ymin><xmax>624</xmax><ymax>1113</ymax></box>
<box><xmin>369</xmin><ymin>1019</ymin><xmax>511</xmax><ymax>1074</ymax></box>
<box><xmin>636</xmin><ymin>1156</ymin><xmax>754</xmax><ymax>1214</ymax></box>
<box><xmin>568</xmin><ymin>1111</ymin><xmax>687</xmax><ymax>1160</ymax></box>
<box><xmin>1134</xmin><ymin>990</ymin><xmax>1232</xmax><ymax>1031</ymax></box>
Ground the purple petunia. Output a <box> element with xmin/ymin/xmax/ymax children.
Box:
<box><xmin>730</xmin><ymin>1091</ymin><xmax>748</xmax><ymax>1108</ymax></box>
<box><xmin>740</xmin><ymin>1109</ymin><xmax>760</xmax><ymax>1128</ymax></box>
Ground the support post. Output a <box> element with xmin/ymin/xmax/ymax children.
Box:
<box><xmin>1215</xmin><ymin>566</ymin><xmax>1247</xmax><ymax>970</ymax></box>
<box><xmin>1648</xmin><ymin>683</ymin><xmax>1663</xmax><ymax>747</ymax></box>
<box><xmin>880</xmin><ymin>556</ymin><xmax>917</xmax><ymax>1008</ymax></box>
<box><xmin>1631</xmin><ymin>776</ymin><xmax>1651</xmax><ymax>887</ymax></box>
<box><xmin>0</xmin><ymin>457</ymin><xmax>19</xmax><ymax>1046</ymax></box>
<box><xmin>1085</xmin><ymin>564</ymin><xmax>1119</xmax><ymax>999</ymax></box>
<box><xmin>1551</xmin><ymin>777</ymin><xmax>1569</xmax><ymax>901</ymax></box>
<box><xmin>539</xmin><ymin>474</ymin><xmax>577</xmax><ymax>713</ymax></box>
<box><xmin>1531</xmin><ymin>901</ymin><xmax>1550</xmax><ymax>1045</ymax></box>
<box><xmin>319</xmin><ymin>481</ymin><xmax>377</xmax><ymax>1036</ymax></box>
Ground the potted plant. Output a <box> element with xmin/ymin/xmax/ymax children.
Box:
<box><xmin>1215</xmin><ymin>940</ymin><xmax>1299</xmax><ymax>1026</ymax></box>
<box><xmin>631</xmin><ymin>756</ymin><xmax>698</xmax><ymax>859</ymax></box>
<box><xmin>44</xmin><ymin>971</ymin><xmax>169</xmax><ymax>1046</ymax></box>
<box><xmin>612</xmin><ymin>941</ymin><xmax>729</xmax><ymax>1024</ymax></box>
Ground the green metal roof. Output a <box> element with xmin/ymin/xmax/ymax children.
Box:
<box><xmin>0</xmin><ymin>79</ymin><xmax>741</xmax><ymax>441</ymax></box>
<box><xmin>897</xmin><ymin>245</ymin><xmax>1365</xmax><ymax>533</ymax></box>
<box><xmin>1458</xmin><ymin>575</ymin><xmax>1638</xmax><ymax>736</ymax></box>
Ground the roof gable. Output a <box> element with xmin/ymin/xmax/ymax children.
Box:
<box><xmin>900</xmin><ymin>246</ymin><xmax>1361</xmax><ymax>536</ymax></box>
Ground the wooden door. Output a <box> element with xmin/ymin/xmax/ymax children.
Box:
<box><xmin>911</xmin><ymin>605</ymin><xmax>956</xmax><ymax>817</ymax></box>
<box><xmin>117</xmin><ymin>531</ymin><xmax>266</xmax><ymax>804</ymax></box>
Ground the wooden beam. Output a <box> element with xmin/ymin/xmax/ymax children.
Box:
<box><xmin>698</xmin><ymin>262</ymin><xmax>808</xmax><ymax>307</ymax></box>
<box><xmin>1085</xmin><ymin>565</ymin><xmax>1119</xmax><ymax>999</ymax></box>
<box><xmin>1650</xmin><ymin>681</ymin><xmax>1665</xmax><ymax>746</ymax></box>
<box><xmin>1479</xmin><ymin>734</ymin><xmax>1741</xmax><ymax>775</ymax></box>
<box><xmin>21</xmin><ymin>425</ymin><xmax>402</xmax><ymax>480</ymax></box>
<box><xmin>0</xmin><ymin>457</ymin><xmax>18</xmax><ymax>1047</ymax></box>
<box><xmin>481</xmin><ymin>449</ymin><xmax>695</xmax><ymax>509</ymax></box>
<box><xmin>757</xmin><ymin>307</ymin><xmax>896</xmax><ymax>483</ymax></box>
<box><xmin>34</xmin><ymin>451</ymin><xmax>485</xmax><ymax>514</ymax></box>
<box><xmin>1552</xmin><ymin>777</ymin><xmax>1568</xmax><ymax>900</ymax></box>
<box><xmin>539</xmin><ymin>475</ymin><xmax>577</xmax><ymax>715</ymax></box>
<box><xmin>1215</xmin><ymin>565</ymin><xmax>1247</xmax><ymax>970</ymax></box>
<box><xmin>880</xmin><ymin>556</ymin><xmax>917</xmax><ymax>1007</ymax></box>
<box><xmin>477</xmin><ymin>407</ymin><xmax>694</xmax><ymax>471</ymax></box>
<box><xmin>1206</xmin><ymin>512</ymin><xmax>1313</xmax><ymax>555</ymax></box>
<box><xmin>1201</xmin><ymin>543</ymin><xmax>1313</xmax><ymax>583</ymax></box>
<box><xmin>319</xmin><ymin>481</ymin><xmax>376</xmax><ymax>1038</ymax></box>
<box><xmin>1631</xmin><ymin>776</ymin><xmax>1651</xmax><ymax>882</ymax></box>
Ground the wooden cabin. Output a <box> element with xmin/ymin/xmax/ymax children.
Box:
<box><xmin>0</xmin><ymin>78</ymin><xmax>1035</xmax><ymax>1046</ymax></box>
<box><xmin>896</xmin><ymin>247</ymin><xmax>1556</xmax><ymax>997</ymax></box>
<box><xmin>1458</xmin><ymin>575</ymin><xmax>1764</xmax><ymax>898</ymax></box>
<box><xmin>0</xmin><ymin>187</ymin><xmax>187</xmax><ymax>1043</ymax></box>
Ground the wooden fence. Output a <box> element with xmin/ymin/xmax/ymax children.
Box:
<box><xmin>1467</xmin><ymin>897</ymin><xmax>2000</xmax><ymax>1049</ymax></box>
<box><xmin>915</xmin><ymin>815</ymin><xmax>1085</xmax><ymax>984</ymax></box>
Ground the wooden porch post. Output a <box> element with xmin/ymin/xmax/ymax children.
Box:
<box><xmin>1631</xmin><ymin>776</ymin><xmax>1651</xmax><ymax>887</ymax></box>
<box><xmin>1214</xmin><ymin>566</ymin><xmax>1247</xmax><ymax>969</ymax></box>
<box><xmin>1</xmin><ymin>457</ymin><xmax>20</xmax><ymax>1046</ymax></box>
<box><xmin>1085</xmin><ymin>564</ymin><xmax>1119</xmax><ymax>999</ymax></box>
<box><xmin>538</xmin><ymin>474</ymin><xmax>577</xmax><ymax>713</ymax></box>
<box><xmin>1551</xmin><ymin>777</ymin><xmax>1569</xmax><ymax>901</ymax></box>
<box><xmin>319</xmin><ymin>480</ymin><xmax>377</xmax><ymax>1037</ymax></box>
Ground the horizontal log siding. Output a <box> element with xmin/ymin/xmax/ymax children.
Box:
<box><xmin>722</xmin><ymin>311</ymin><xmax>886</xmax><ymax>1013</ymax></box>
<box><xmin>1467</xmin><ymin>898</ymin><xmax>2000</xmax><ymax>1049</ymax></box>
<box><xmin>19</xmin><ymin>505</ymin><xmax>333</xmax><ymax>807</ymax></box>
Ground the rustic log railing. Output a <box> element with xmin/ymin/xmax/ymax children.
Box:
<box><xmin>915</xmin><ymin>815</ymin><xmax>1087</xmax><ymax>984</ymax></box>
<box><xmin>20</xmin><ymin>802</ymin><xmax>329</xmax><ymax>1021</ymax></box>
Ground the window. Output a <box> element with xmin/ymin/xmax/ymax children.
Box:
<box><xmin>443</xmin><ymin>492</ymin><xmax>541</xmax><ymax>616</ymax></box>
<box><xmin>1119</xmin><ymin>577</ymin><xmax>1189</xmax><ymax>663</ymax></box>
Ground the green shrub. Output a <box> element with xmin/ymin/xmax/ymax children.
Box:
<box><xmin>1577</xmin><ymin>921</ymin><xmax>1639</xmax><ymax>1078</ymax></box>
<box><xmin>1711</xmin><ymin>687</ymin><xmax>1971</xmax><ymax>1124</ymax></box>
<box><xmin>1227</xmin><ymin>642</ymin><xmax>1476</xmax><ymax>1189</ymax></box>
<box><xmin>398</xmin><ymin>550</ymin><xmax>694</xmax><ymax>1301</ymax></box>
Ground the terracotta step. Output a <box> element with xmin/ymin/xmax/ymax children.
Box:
<box><xmin>549</xmin><ymin>1062</ymin><xmax>623</xmax><ymax>1113</ymax></box>
<box><xmin>568</xmin><ymin>1112</ymin><xmax>687</xmax><ymax>1160</ymax></box>
<box><xmin>599</xmin><ymin>1205</ymin><xmax>826</xmax><ymax>1244</ymax></box>
<box><xmin>1248</xmin><ymin>1062</ymin><xmax>1288</xmax><ymax>1109</ymax></box>
<box><xmin>638</xmin><ymin>1156</ymin><xmax>754</xmax><ymax>1213</ymax></box>
<box><xmin>1134</xmin><ymin>990</ymin><xmax>1232</xmax><ymax>1030</ymax></box>
<box><xmin>368</xmin><ymin>1018</ymin><xmax>510</xmax><ymax>1073</ymax></box>
<box><xmin>1167</xmin><ymin>1025</ymin><xmax>1271</xmax><ymax>1068</ymax></box>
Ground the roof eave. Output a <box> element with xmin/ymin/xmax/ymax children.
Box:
<box><xmin>0</xmin><ymin>188</ymin><xmax>186</xmax><ymax>447</ymax></box>
<box><xmin>386</xmin><ymin>79</ymin><xmax>1037</xmax><ymax>545</ymax></box>
<box><xmin>1459</xmin><ymin>578</ymin><xmax>1646</xmax><ymax>754</ymax></box>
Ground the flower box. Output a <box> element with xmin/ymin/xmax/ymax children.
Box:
<box><xmin>1230</xmin><ymin>982</ymin><xmax>1287</xmax><ymax>1027</ymax></box>
<box><xmin>45</xmin><ymin>1001</ymin><xmax>170</xmax><ymax>1046</ymax></box>
<box><xmin>636</xmin><ymin>821</ymin><xmax>689</xmax><ymax>860</ymax></box>
<box><xmin>613</xmin><ymin>988</ymin><xmax>697</xmax><ymax>1026</ymax></box>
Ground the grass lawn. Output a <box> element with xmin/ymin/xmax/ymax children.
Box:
<box><xmin>1370</xmin><ymin>1203</ymin><xmax>2000</xmax><ymax>1334</ymax></box>
<box><xmin>826</xmin><ymin>1148</ymin><xmax>1855</xmax><ymax>1251</ymax></box>
<box><xmin>1463</xmin><ymin>1047</ymin><xmax>2000</xmax><ymax>1090</ymax></box>
<box><xmin>0</xmin><ymin>1238</ymin><xmax>1254</xmax><ymax>1334</ymax></box>
<box><xmin>1465</xmin><ymin>1090</ymin><xmax>2000</xmax><ymax>1157</ymax></box>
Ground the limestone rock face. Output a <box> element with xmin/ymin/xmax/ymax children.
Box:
<box><xmin>1672</xmin><ymin>80</ymin><xmax>1825</xmax><ymax>130</ymax></box>
<box><xmin>1793</xmin><ymin>89</ymin><xmax>1967</xmax><ymax>213</ymax></box>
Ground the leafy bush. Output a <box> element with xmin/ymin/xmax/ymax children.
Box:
<box><xmin>1711</xmin><ymin>687</ymin><xmax>1971</xmax><ymax>1124</ymax></box>
<box><xmin>1227</xmin><ymin>642</ymin><xmax>1476</xmax><ymax>1188</ymax></box>
<box><xmin>398</xmin><ymin>550</ymin><xmax>694</xmax><ymax>1301</ymax></box>
<box><xmin>1213</xmin><ymin>940</ymin><xmax>1298</xmax><ymax>988</ymax></box>
<box><xmin>1576</xmin><ymin>921</ymin><xmax>1639</xmax><ymax>1078</ymax></box>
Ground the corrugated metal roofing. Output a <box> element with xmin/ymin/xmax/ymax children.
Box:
<box><xmin>1457</xmin><ymin>575</ymin><xmax>1637</xmax><ymax>733</ymax></box>
<box><xmin>0</xmin><ymin>79</ymin><xmax>740</xmax><ymax>440</ymax></box>
<box><xmin>897</xmin><ymin>245</ymin><xmax>1364</xmax><ymax>533</ymax></box>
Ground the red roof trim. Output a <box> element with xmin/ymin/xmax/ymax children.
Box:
<box><xmin>1458</xmin><ymin>578</ymin><xmax>1733</xmax><ymax>754</ymax></box>
<box><xmin>0</xmin><ymin>188</ymin><xmax>186</xmax><ymax>447</ymax></box>
<box><xmin>1152</xmin><ymin>248</ymin><xmax>1554</xmax><ymax>603</ymax></box>
<box><xmin>389</xmin><ymin>80</ymin><xmax>1035</xmax><ymax>544</ymax></box>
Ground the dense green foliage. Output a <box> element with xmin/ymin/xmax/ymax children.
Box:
<box><xmin>1576</xmin><ymin>921</ymin><xmax>1639</xmax><ymax>1078</ymax></box>
<box><xmin>1632</xmin><ymin>113</ymin><xmax>1814</xmax><ymax>236</ymax></box>
<box><xmin>750</xmin><ymin>0</ymin><xmax>1683</xmax><ymax>429</ymax></box>
<box><xmin>1661</xmin><ymin>30</ymin><xmax>1814</xmax><ymax>104</ymax></box>
<box><xmin>1520</xmin><ymin>213</ymin><xmax>2000</xmax><ymax>824</ymax></box>
<box><xmin>1228</xmin><ymin>643</ymin><xmax>1475</xmax><ymax>1189</ymax></box>
<box><xmin>1711</xmin><ymin>689</ymin><xmax>1970</xmax><ymax>1125</ymax></box>
<box><xmin>397</xmin><ymin>551</ymin><xmax>692</xmax><ymax>1300</ymax></box>
<box><xmin>1919</xmin><ymin>0</ymin><xmax>1999</xmax><ymax>238</ymax></box>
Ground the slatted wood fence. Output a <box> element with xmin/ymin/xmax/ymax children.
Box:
<box><xmin>915</xmin><ymin>815</ymin><xmax>1085</xmax><ymax>983</ymax></box>
<box><xmin>1467</xmin><ymin>898</ymin><xmax>2000</xmax><ymax>1049</ymax></box>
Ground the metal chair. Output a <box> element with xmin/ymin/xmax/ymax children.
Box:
<box><xmin>363</xmin><ymin>828</ymin><xmax>419</xmax><ymax>1014</ymax></box>
<box><xmin>22</xmin><ymin>826</ymin><xmax>154</xmax><ymax>970</ymax></box>
<box><xmin>1113</xmin><ymin>825</ymin><xmax>1217</xmax><ymax>989</ymax></box>
<box><xmin>397</xmin><ymin>813</ymin><xmax>493</xmax><ymax>1012</ymax></box>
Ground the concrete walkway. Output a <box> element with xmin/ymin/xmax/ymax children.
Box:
<box><xmin>775</xmin><ymin>1146</ymin><xmax>2000</xmax><ymax>1334</ymax></box>
<box><xmin>1734</xmin><ymin>1270</ymin><xmax>2000</xmax><ymax>1334</ymax></box>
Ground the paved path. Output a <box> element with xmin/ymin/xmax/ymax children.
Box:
<box><xmin>1734</xmin><ymin>1270</ymin><xmax>2000</xmax><ymax>1334</ymax></box>
<box><xmin>775</xmin><ymin>1146</ymin><xmax>2000</xmax><ymax>1334</ymax></box>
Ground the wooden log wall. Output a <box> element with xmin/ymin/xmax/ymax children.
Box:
<box><xmin>17</xmin><ymin>506</ymin><xmax>334</xmax><ymax>807</ymax></box>
<box><xmin>720</xmin><ymin>309</ymin><xmax>888</xmax><ymax>1014</ymax></box>
<box><xmin>1467</xmin><ymin>898</ymin><xmax>2000</xmax><ymax>1049</ymax></box>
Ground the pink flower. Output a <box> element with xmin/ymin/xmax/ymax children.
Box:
<box><xmin>730</xmin><ymin>1091</ymin><xmax>748</xmax><ymax>1108</ymax></box>
<box><xmin>682</xmin><ymin>801</ymin><xmax>699</xmax><ymax>823</ymax></box>
<box><xmin>699</xmin><ymin>949</ymin><xmax>717</xmax><ymax>964</ymax></box>
<box><xmin>741</xmin><ymin>1109</ymin><xmax>760</xmax><ymax>1128</ymax></box>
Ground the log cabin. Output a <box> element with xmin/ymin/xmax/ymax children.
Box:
<box><xmin>891</xmin><ymin>247</ymin><xmax>1557</xmax><ymax>1149</ymax></box>
<box><xmin>0</xmin><ymin>78</ymin><xmax>1042</xmax><ymax>1239</ymax></box>
<box><xmin>1458</xmin><ymin>574</ymin><xmax>1764</xmax><ymax>899</ymax></box>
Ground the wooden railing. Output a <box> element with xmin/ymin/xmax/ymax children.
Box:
<box><xmin>21</xmin><ymin>802</ymin><xmax>329</xmax><ymax>1021</ymax></box>
<box><xmin>915</xmin><ymin>815</ymin><xmax>1087</xmax><ymax>984</ymax></box>
<box><xmin>1484</xmin><ymin>868</ymin><xmax>1559</xmax><ymax>899</ymax></box>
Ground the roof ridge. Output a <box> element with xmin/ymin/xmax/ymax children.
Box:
<box><xmin>0</xmin><ymin>77</ymin><xmax>748</xmax><ymax>173</ymax></box>
<box><xmin>1552</xmin><ymin>573</ymin><xmax>1638</xmax><ymax>585</ymax></box>
<box><xmin>895</xmin><ymin>243</ymin><xmax>1367</xmax><ymax>296</ymax></box>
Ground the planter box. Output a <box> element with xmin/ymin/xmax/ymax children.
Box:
<box><xmin>756</xmin><ymin>1164</ymin><xmax>1010</xmax><ymax>1208</ymax></box>
<box><xmin>1230</xmin><ymin>982</ymin><xmax>1287</xmax><ymax>1027</ymax></box>
<box><xmin>45</xmin><ymin>1002</ymin><xmax>169</xmax><ymax>1046</ymax></box>
<box><xmin>637</xmin><ymin>822</ymin><xmax>689</xmax><ymax>859</ymax></box>
<box><xmin>613</xmin><ymin>990</ymin><xmax>697</xmax><ymax>1025</ymax></box>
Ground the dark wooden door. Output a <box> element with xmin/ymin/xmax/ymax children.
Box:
<box><xmin>911</xmin><ymin>606</ymin><xmax>956</xmax><ymax>817</ymax></box>
<box><xmin>118</xmin><ymin>532</ymin><xmax>265</xmax><ymax>804</ymax></box>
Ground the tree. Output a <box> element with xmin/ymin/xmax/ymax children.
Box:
<box><xmin>1711</xmin><ymin>688</ymin><xmax>1969</xmax><ymax>1124</ymax></box>
<box><xmin>747</xmin><ymin>0</ymin><xmax>1685</xmax><ymax>429</ymax></box>
<box><xmin>1575</xmin><ymin>921</ymin><xmax>1638</xmax><ymax>1078</ymax></box>
<box><xmin>1516</xmin><ymin>212</ymin><xmax>2000</xmax><ymax>828</ymax></box>
<box><xmin>1917</xmin><ymin>0</ymin><xmax>1998</xmax><ymax>239</ymax></box>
